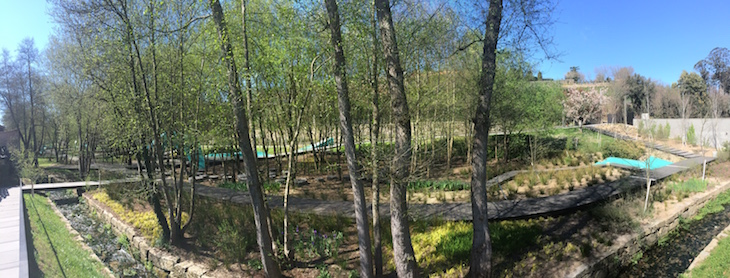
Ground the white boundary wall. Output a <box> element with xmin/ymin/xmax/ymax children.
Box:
<box><xmin>633</xmin><ymin>118</ymin><xmax>730</xmax><ymax>150</ymax></box>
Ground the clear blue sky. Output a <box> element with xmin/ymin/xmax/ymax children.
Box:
<box><xmin>0</xmin><ymin>0</ymin><xmax>729</xmax><ymax>85</ymax></box>
<box><xmin>537</xmin><ymin>0</ymin><xmax>730</xmax><ymax>85</ymax></box>
<box><xmin>0</xmin><ymin>0</ymin><xmax>52</xmax><ymax>54</ymax></box>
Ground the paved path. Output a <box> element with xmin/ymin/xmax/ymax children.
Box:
<box><xmin>0</xmin><ymin>161</ymin><xmax>28</xmax><ymax>278</ymax></box>
<box><xmin>25</xmin><ymin>124</ymin><xmax>715</xmax><ymax>221</ymax></box>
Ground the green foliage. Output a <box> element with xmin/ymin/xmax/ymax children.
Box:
<box><xmin>407</xmin><ymin>180</ymin><xmax>470</xmax><ymax>192</ymax></box>
<box><xmin>215</xmin><ymin>220</ymin><xmax>255</xmax><ymax>265</ymax></box>
<box><xmin>117</xmin><ymin>234</ymin><xmax>130</xmax><ymax>249</ymax></box>
<box><xmin>25</xmin><ymin>194</ymin><xmax>109</xmax><ymax>277</ymax></box>
<box><xmin>695</xmin><ymin>189</ymin><xmax>730</xmax><ymax>221</ymax></box>
<box><xmin>667</xmin><ymin>178</ymin><xmax>708</xmax><ymax>194</ymax></box>
<box><xmin>490</xmin><ymin>219</ymin><xmax>544</xmax><ymax>256</ymax></box>
<box><xmin>291</xmin><ymin>227</ymin><xmax>344</xmax><ymax>260</ymax></box>
<box><xmin>659</xmin><ymin>123</ymin><xmax>671</xmax><ymax>140</ymax></box>
<box><xmin>589</xmin><ymin>201</ymin><xmax>637</xmax><ymax>230</ymax></box>
<box><xmin>601</xmin><ymin>140</ymin><xmax>644</xmax><ymax>160</ymax></box>
<box><xmin>687</xmin><ymin>124</ymin><xmax>697</xmax><ymax>145</ymax></box>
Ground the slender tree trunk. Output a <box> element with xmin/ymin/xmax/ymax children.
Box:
<box><xmin>470</xmin><ymin>1</ymin><xmax>502</xmax><ymax>277</ymax></box>
<box><xmin>241</xmin><ymin>0</ymin><xmax>257</xmax><ymax>154</ymax></box>
<box><xmin>370</xmin><ymin>0</ymin><xmax>383</xmax><ymax>274</ymax></box>
<box><xmin>209</xmin><ymin>1</ymin><xmax>282</xmax><ymax>276</ymax></box>
<box><xmin>375</xmin><ymin>0</ymin><xmax>418</xmax><ymax>276</ymax></box>
<box><xmin>283</xmin><ymin>133</ymin><xmax>297</xmax><ymax>259</ymax></box>
<box><xmin>325</xmin><ymin>1</ymin><xmax>374</xmax><ymax>276</ymax></box>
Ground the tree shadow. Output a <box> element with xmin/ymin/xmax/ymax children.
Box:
<box><xmin>28</xmin><ymin>195</ymin><xmax>68</xmax><ymax>278</ymax></box>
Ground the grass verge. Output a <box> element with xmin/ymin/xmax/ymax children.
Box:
<box><xmin>685</xmin><ymin>232</ymin><xmax>730</xmax><ymax>277</ymax></box>
<box><xmin>25</xmin><ymin>193</ymin><xmax>108</xmax><ymax>278</ymax></box>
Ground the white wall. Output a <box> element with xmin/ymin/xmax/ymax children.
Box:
<box><xmin>634</xmin><ymin>118</ymin><xmax>730</xmax><ymax>149</ymax></box>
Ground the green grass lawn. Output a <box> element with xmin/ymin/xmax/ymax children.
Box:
<box><xmin>25</xmin><ymin>194</ymin><xmax>109</xmax><ymax>278</ymax></box>
<box><xmin>684</xmin><ymin>233</ymin><xmax>730</xmax><ymax>277</ymax></box>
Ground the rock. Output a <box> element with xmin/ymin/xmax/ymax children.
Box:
<box><xmin>326</xmin><ymin>175</ymin><xmax>338</xmax><ymax>181</ymax></box>
<box><xmin>316</xmin><ymin>177</ymin><xmax>326</xmax><ymax>183</ymax></box>
<box><xmin>275</xmin><ymin>178</ymin><xmax>286</xmax><ymax>184</ymax></box>
<box><xmin>208</xmin><ymin>175</ymin><xmax>219</xmax><ymax>180</ymax></box>
<box><xmin>148</xmin><ymin>248</ymin><xmax>180</xmax><ymax>271</ymax></box>
<box><xmin>153</xmin><ymin>266</ymin><xmax>170</xmax><ymax>278</ymax></box>
<box><xmin>171</xmin><ymin>261</ymin><xmax>195</xmax><ymax>278</ymax></box>
<box><xmin>186</xmin><ymin>263</ymin><xmax>209</xmax><ymax>278</ymax></box>
<box><xmin>295</xmin><ymin>178</ymin><xmax>309</xmax><ymax>186</ymax></box>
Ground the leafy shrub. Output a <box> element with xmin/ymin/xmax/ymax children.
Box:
<box><xmin>215</xmin><ymin>220</ymin><xmax>254</xmax><ymax>264</ymax></box>
<box><xmin>667</xmin><ymin>178</ymin><xmax>708</xmax><ymax>193</ymax></box>
<box><xmin>601</xmin><ymin>140</ymin><xmax>643</xmax><ymax>160</ymax></box>
<box><xmin>687</xmin><ymin>124</ymin><xmax>697</xmax><ymax>145</ymax></box>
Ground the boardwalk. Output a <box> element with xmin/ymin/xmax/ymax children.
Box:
<box><xmin>0</xmin><ymin>161</ymin><xmax>28</xmax><ymax>278</ymax></box>
<box><xmin>20</xmin><ymin>124</ymin><xmax>716</xmax><ymax>222</ymax></box>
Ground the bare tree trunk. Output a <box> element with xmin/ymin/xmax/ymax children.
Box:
<box><xmin>375</xmin><ymin>0</ymin><xmax>418</xmax><ymax>276</ymax></box>
<box><xmin>325</xmin><ymin>1</ymin><xmax>374</xmax><ymax>276</ymax></box>
<box><xmin>370</xmin><ymin>0</ymin><xmax>383</xmax><ymax>274</ymax></box>
<box><xmin>209</xmin><ymin>1</ymin><xmax>281</xmax><ymax>276</ymax></box>
<box><xmin>241</xmin><ymin>0</ymin><xmax>257</xmax><ymax>155</ymax></box>
<box><xmin>470</xmin><ymin>1</ymin><xmax>502</xmax><ymax>277</ymax></box>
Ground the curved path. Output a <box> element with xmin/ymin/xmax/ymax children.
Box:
<box><xmin>26</xmin><ymin>124</ymin><xmax>715</xmax><ymax>221</ymax></box>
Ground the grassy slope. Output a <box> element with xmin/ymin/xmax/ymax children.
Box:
<box><xmin>25</xmin><ymin>194</ymin><xmax>108</xmax><ymax>278</ymax></box>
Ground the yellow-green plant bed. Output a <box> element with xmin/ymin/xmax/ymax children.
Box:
<box><xmin>91</xmin><ymin>191</ymin><xmax>188</xmax><ymax>241</ymax></box>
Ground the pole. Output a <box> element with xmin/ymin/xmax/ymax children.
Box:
<box><xmin>702</xmin><ymin>159</ymin><xmax>707</xmax><ymax>181</ymax></box>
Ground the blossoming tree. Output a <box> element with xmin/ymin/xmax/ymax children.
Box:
<box><xmin>564</xmin><ymin>87</ymin><xmax>606</xmax><ymax>130</ymax></box>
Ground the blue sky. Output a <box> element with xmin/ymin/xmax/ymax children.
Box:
<box><xmin>0</xmin><ymin>0</ymin><xmax>729</xmax><ymax>85</ymax></box>
<box><xmin>0</xmin><ymin>0</ymin><xmax>52</xmax><ymax>55</ymax></box>
<box><xmin>537</xmin><ymin>0</ymin><xmax>730</xmax><ymax>85</ymax></box>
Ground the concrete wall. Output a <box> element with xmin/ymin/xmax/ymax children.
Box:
<box><xmin>634</xmin><ymin>118</ymin><xmax>730</xmax><ymax>150</ymax></box>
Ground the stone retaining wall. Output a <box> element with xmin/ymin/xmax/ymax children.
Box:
<box><xmin>569</xmin><ymin>180</ymin><xmax>730</xmax><ymax>278</ymax></box>
<box><xmin>83</xmin><ymin>194</ymin><xmax>211</xmax><ymax>278</ymax></box>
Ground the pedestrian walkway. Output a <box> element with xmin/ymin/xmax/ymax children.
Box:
<box><xmin>24</xmin><ymin>123</ymin><xmax>716</xmax><ymax>222</ymax></box>
<box><xmin>0</xmin><ymin>161</ymin><xmax>28</xmax><ymax>278</ymax></box>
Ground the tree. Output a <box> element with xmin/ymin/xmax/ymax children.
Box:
<box><xmin>324</xmin><ymin>1</ymin><xmax>374</xmax><ymax>276</ymax></box>
<box><xmin>565</xmin><ymin>66</ymin><xmax>584</xmax><ymax>83</ymax></box>
<box><xmin>375</xmin><ymin>0</ymin><xmax>418</xmax><ymax>276</ymax></box>
<box><xmin>695</xmin><ymin>47</ymin><xmax>730</xmax><ymax>94</ymax></box>
<box><xmin>368</xmin><ymin>0</ymin><xmax>384</xmax><ymax>274</ymax></box>
<box><xmin>469</xmin><ymin>0</ymin><xmax>503</xmax><ymax>276</ymax></box>
<box><xmin>564</xmin><ymin>87</ymin><xmax>605</xmax><ymax>130</ymax></box>
<box><xmin>625</xmin><ymin>74</ymin><xmax>655</xmax><ymax>115</ymax></box>
<box><xmin>209</xmin><ymin>0</ymin><xmax>281</xmax><ymax>276</ymax></box>
<box><xmin>676</xmin><ymin>70</ymin><xmax>708</xmax><ymax>116</ymax></box>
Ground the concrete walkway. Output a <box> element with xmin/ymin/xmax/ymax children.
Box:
<box><xmin>0</xmin><ymin>161</ymin><xmax>28</xmax><ymax>278</ymax></box>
